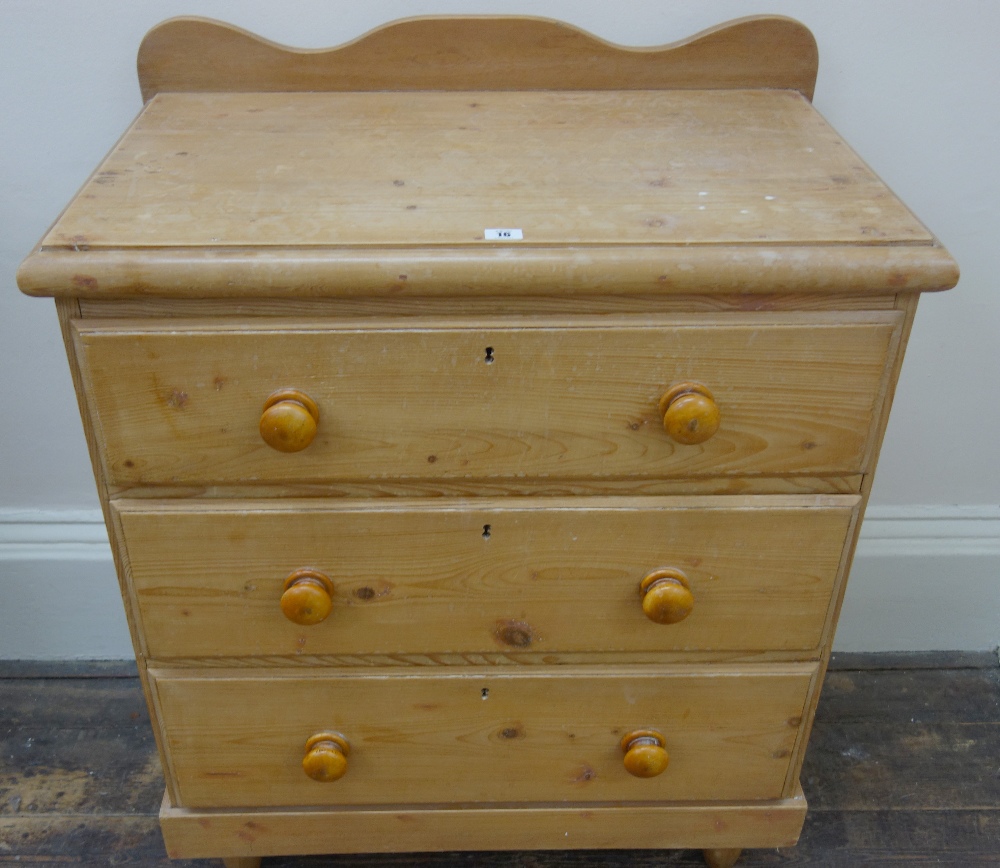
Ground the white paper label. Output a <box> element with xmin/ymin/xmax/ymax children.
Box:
<box><xmin>484</xmin><ymin>228</ymin><xmax>523</xmax><ymax>240</ymax></box>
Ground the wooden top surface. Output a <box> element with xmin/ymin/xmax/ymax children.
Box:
<box><xmin>17</xmin><ymin>15</ymin><xmax>957</xmax><ymax>298</ymax></box>
<box><xmin>20</xmin><ymin>88</ymin><xmax>958</xmax><ymax>298</ymax></box>
<box><xmin>42</xmin><ymin>89</ymin><xmax>930</xmax><ymax>251</ymax></box>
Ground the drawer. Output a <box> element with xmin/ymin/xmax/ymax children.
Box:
<box><xmin>75</xmin><ymin>313</ymin><xmax>901</xmax><ymax>486</ymax></box>
<box><xmin>117</xmin><ymin>496</ymin><xmax>857</xmax><ymax>659</ymax></box>
<box><xmin>151</xmin><ymin>664</ymin><xmax>814</xmax><ymax>808</ymax></box>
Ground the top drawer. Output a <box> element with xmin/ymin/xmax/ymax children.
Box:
<box><xmin>74</xmin><ymin>312</ymin><xmax>901</xmax><ymax>487</ymax></box>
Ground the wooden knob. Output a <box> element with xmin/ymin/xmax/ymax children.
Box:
<box><xmin>621</xmin><ymin>729</ymin><xmax>669</xmax><ymax>778</ymax></box>
<box><xmin>260</xmin><ymin>389</ymin><xmax>320</xmax><ymax>453</ymax></box>
<box><xmin>302</xmin><ymin>732</ymin><xmax>350</xmax><ymax>782</ymax></box>
<box><xmin>281</xmin><ymin>569</ymin><xmax>335</xmax><ymax>626</ymax></box>
<box><xmin>658</xmin><ymin>383</ymin><xmax>720</xmax><ymax>445</ymax></box>
<box><xmin>640</xmin><ymin>568</ymin><xmax>694</xmax><ymax>625</ymax></box>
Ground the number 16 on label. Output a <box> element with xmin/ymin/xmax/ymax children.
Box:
<box><xmin>484</xmin><ymin>228</ymin><xmax>523</xmax><ymax>240</ymax></box>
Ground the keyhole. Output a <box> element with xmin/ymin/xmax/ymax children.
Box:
<box><xmin>482</xmin><ymin>524</ymin><xmax>491</xmax><ymax>539</ymax></box>
<box><xmin>484</xmin><ymin>347</ymin><xmax>495</xmax><ymax>364</ymax></box>
<box><xmin>481</xmin><ymin>688</ymin><xmax>490</xmax><ymax>700</ymax></box>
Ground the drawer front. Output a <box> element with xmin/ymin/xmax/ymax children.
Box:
<box><xmin>76</xmin><ymin>313</ymin><xmax>900</xmax><ymax>486</ymax></box>
<box><xmin>152</xmin><ymin>665</ymin><xmax>814</xmax><ymax>808</ymax></box>
<box><xmin>118</xmin><ymin>496</ymin><xmax>857</xmax><ymax>659</ymax></box>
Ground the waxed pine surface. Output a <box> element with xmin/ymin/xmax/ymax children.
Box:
<box><xmin>134</xmin><ymin>16</ymin><xmax>820</xmax><ymax>103</ymax></box>
<box><xmin>40</xmin><ymin>90</ymin><xmax>932</xmax><ymax>251</ymax></box>
<box><xmin>1</xmin><ymin>660</ymin><xmax>998</xmax><ymax>866</ymax></box>
<box><xmin>118</xmin><ymin>497</ymin><xmax>855</xmax><ymax>658</ymax></box>
<box><xmin>73</xmin><ymin>315</ymin><xmax>899</xmax><ymax>488</ymax></box>
<box><xmin>152</xmin><ymin>666</ymin><xmax>811</xmax><ymax>808</ymax></box>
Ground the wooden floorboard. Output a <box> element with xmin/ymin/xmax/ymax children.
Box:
<box><xmin>828</xmin><ymin>650</ymin><xmax>999</xmax><ymax>671</ymax></box>
<box><xmin>0</xmin><ymin>659</ymin><xmax>998</xmax><ymax>866</ymax></box>
<box><xmin>806</xmin><ymin>668</ymin><xmax>1000</xmax><ymax>811</ymax></box>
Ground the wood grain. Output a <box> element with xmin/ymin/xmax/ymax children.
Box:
<box><xmin>781</xmin><ymin>292</ymin><xmax>920</xmax><ymax>797</ymax></box>
<box><xmin>28</xmin><ymin>89</ymin><xmax>937</xmax><ymax>256</ymax></box>
<box><xmin>161</xmin><ymin>790</ymin><xmax>807</xmax><ymax>858</ymax></box>
<box><xmin>74</xmin><ymin>313</ymin><xmax>901</xmax><ymax>487</ymax></box>
<box><xmin>15</xmin><ymin>19</ymin><xmax>961</xmax><ymax>863</ymax></box>
<box><xmin>146</xmin><ymin>650</ymin><xmax>822</xmax><ymax>670</ymax></box>
<box><xmin>76</xmin><ymin>293</ymin><xmax>900</xmax><ymax>319</ymax></box>
<box><xmin>21</xmin><ymin>243</ymin><xmax>958</xmax><ymax>299</ymax></box>
<box><xmin>103</xmin><ymin>475</ymin><xmax>867</xmax><ymax>499</ymax></box>
<box><xmin>53</xmin><ymin>298</ymin><xmax>182</xmax><ymax>806</ymax></box>
<box><xmin>115</xmin><ymin>495</ymin><xmax>858</xmax><ymax>658</ymax></box>
<box><xmin>150</xmin><ymin>664</ymin><xmax>814</xmax><ymax>808</ymax></box>
<box><xmin>137</xmin><ymin>15</ymin><xmax>819</xmax><ymax>101</ymax></box>
<box><xmin>5</xmin><ymin>664</ymin><xmax>997</xmax><ymax>863</ymax></box>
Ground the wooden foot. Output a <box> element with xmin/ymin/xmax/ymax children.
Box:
<box><xmin>222</xmin><ymin>858</ymin><xmax>261</xmax><ymax>868</ymax></box>
<box><xmin>703</xmin><ymin>848</ymin><xmax>743</xmax><ymax>868</ymax></box>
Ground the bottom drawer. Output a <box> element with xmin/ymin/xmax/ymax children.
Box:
<box><xmin>152</xmin><ymin>664</ymin><xmax>815</xmax><ymax>809</ymax></box>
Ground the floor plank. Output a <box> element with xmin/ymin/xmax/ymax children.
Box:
<box><xmin>0</xmin><ymin>662</ymin><xmax>997</xmax><ymax>866</ymax></box>
<box><xmin>828</xmin><ymin>651</ymin><xmax>998</xmax><ymax>671</ymax></box>
<box><xmin>0</xmin><ymin>815</ymin><xmax>201</xmax><ymax>866</ymax></box>
<box><xmin>1</xmin><ymin>679</ymin><xmax>160</xmax><ymax>819</ymax></box>
<box><xmin>804</xmin><ymin>668</ymin><xmax>1000</xmax><ymax>811</ymax></box>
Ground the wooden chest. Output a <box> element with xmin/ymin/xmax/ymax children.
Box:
<box><xmin>17</xmin><ymin>15</ymin><xmax>957</xmax><ymax>868</ymax></box>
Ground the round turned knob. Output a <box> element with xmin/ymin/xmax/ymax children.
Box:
<box><xmin>640</xmin><ymin>568</ymin><xmax>694</xmax><ymax>625</ymax></box>
<box><xmin>281</xmin><ymin>569</ymin><xmax>335</xmax><ymax>626</ymax></box>
<box><xmin>658</xmin><ymin>383</ymin><xmax>720</xmax><ymax>445</ymax></box>
<box><xmin>260</xmin><ymin>389</ymin><xmax>320</xmax><ymax>453</ymax></box>
<box><xmin>621</xmin><ymin>729</ymin><xmax>669</xmax><ymax>778</ymax></box>
<box><xmin>302</xmin><ymin>732</ymin><xmax>350</xmax><ymax>782</ymax></box>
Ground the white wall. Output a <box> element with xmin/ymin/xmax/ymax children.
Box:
<box><xmin>2</xmin><ymin>1</ymin><xmax>998</xmax><ymax>656</ymax></box>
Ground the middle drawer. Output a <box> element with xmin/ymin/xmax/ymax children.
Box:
<box><xmin>116</xmin><ymin>496</ymin><xmax>857</xmax><ymax>659</ymax></box>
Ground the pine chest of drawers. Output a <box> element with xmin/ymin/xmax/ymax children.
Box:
<box><xmin>17</xmin><ymin>15</ymin><xmax>957</xmax><ymax>868</ymax></box>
